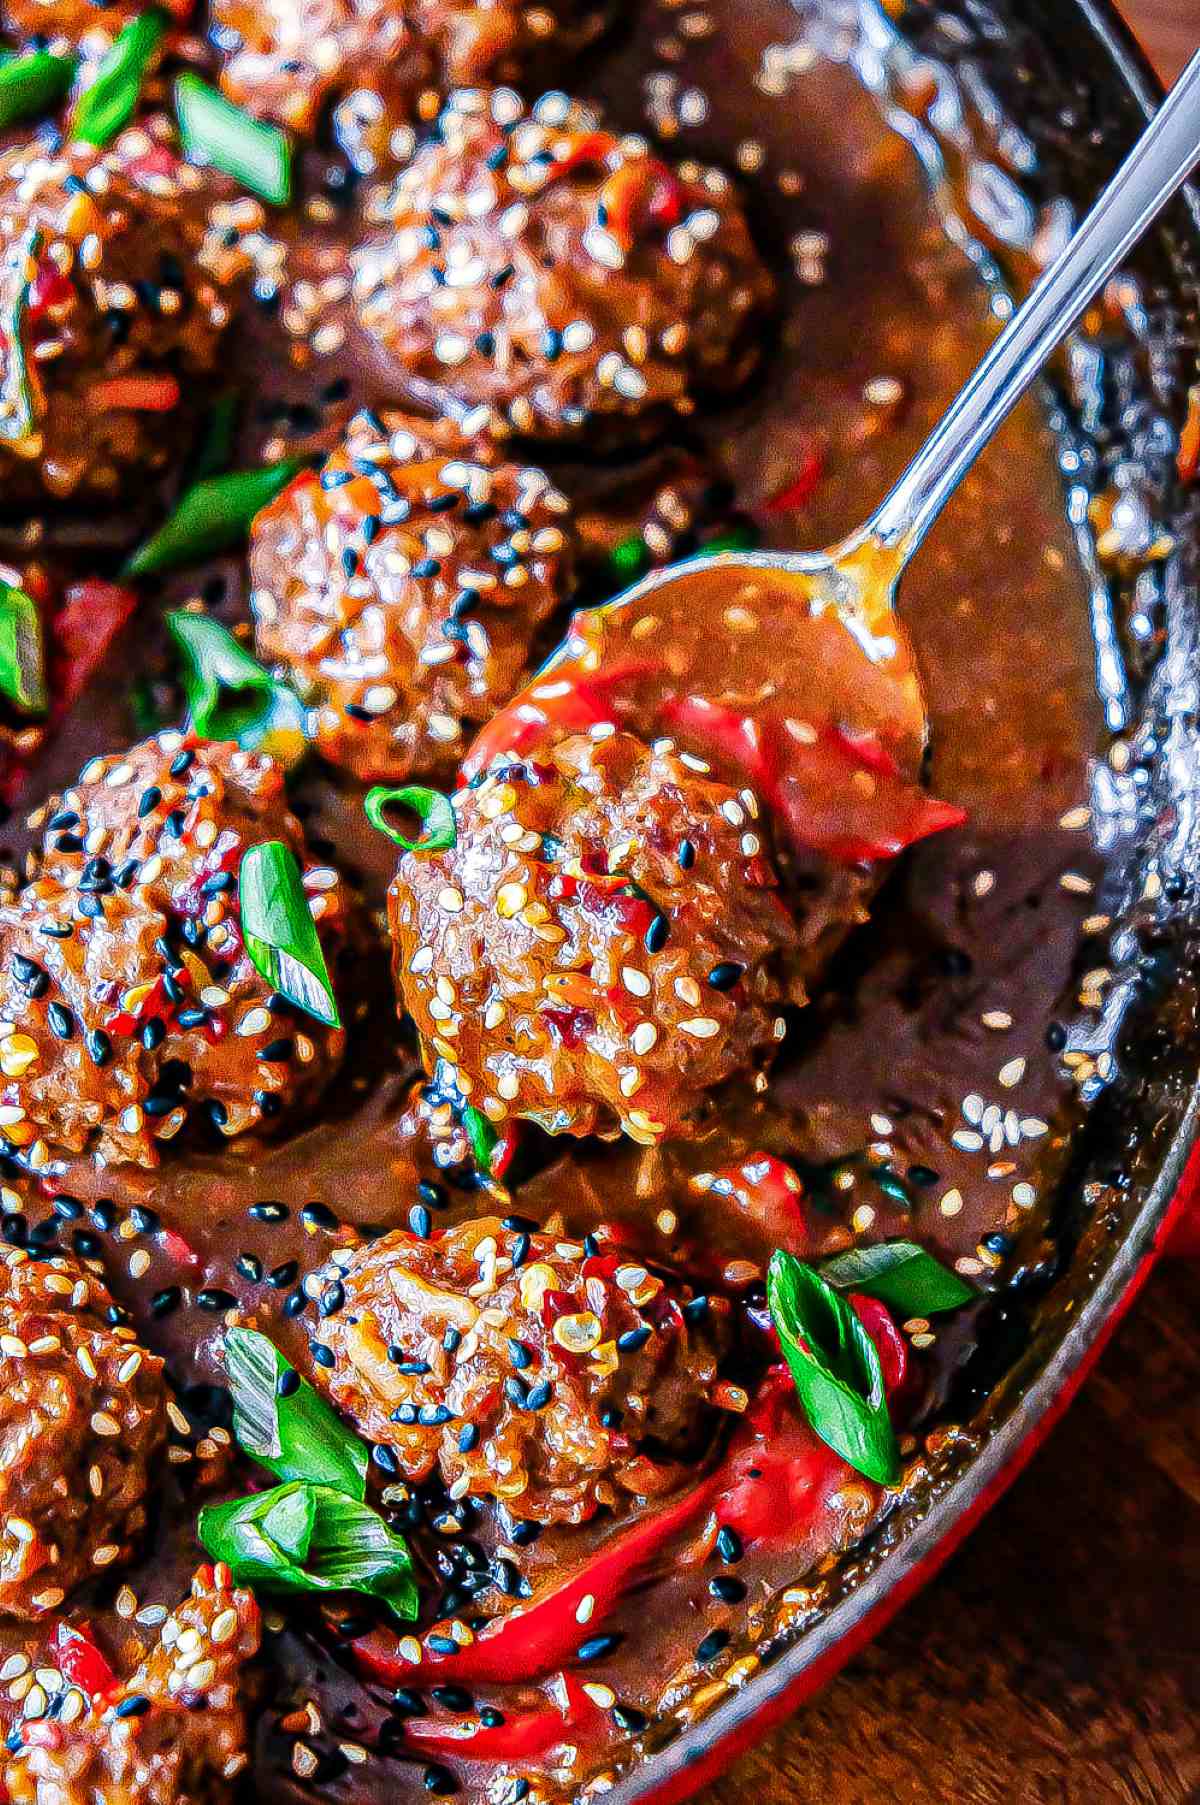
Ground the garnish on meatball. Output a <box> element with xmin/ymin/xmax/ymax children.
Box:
<box><xmin>251</xmin><ymin>410</ymin><xmax>574</xmax><ymax>783</ymax></box>
<box><xmin>0</xmin><ymin>1249</ymin><xmax>166</xmax><ymax>1619</ymax></box>
<box><xmin>4</xmin><ymin>1563</ymin><xmax>259</xmax><ymax>1802</ymax></box>
<box><xmin>0</xmin><ymin>732</ymin><xmax>348</xmax><ymax>1171</ymax></box>
<box><xmin>351</xmin><ymin>87</ymin><xmax>775</xmax><ymax>442</ymax></box>
<box><xmin>386</xmin><ymin>730</ymin><xmax>804</xmax><ymax>1144</ymax></box>
<box><xmin>310</xmin><ymin>1214</ymin><xmax>727</xmax><ymax>1523</ymax></box>
<box><xmin>0</xmin><ymin>137</ymin><xmax>236</xmax><ymax>500</ymax></box>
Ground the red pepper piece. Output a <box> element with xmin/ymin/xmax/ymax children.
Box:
<box><xmin>51</xmin><ymin>581</ymin><xmax>137</xmax><ymax>713</ymax></box>
<box><xmin>551</xmin><ymin>130</ymin><xmax>619</xmax><ymax>180</ymax></box>
<box><xmin>706</xmin><ymin>1151</ymin><xmax>810</xmax><ymax>1251</ymax></box>
<box><xmin>52</xmin><ymin>1621</ymin><xmax>118</xmax><ymax>1701</ymax></box>
<box><xmin>763</xmin><ymin>445</ymin><xmax>825</xmax><ymax>513</ymax></box>
<box><xmin>353</xmin><ymin>1476</ymin><xmax>712</xmax><ymax>1688</ymax></box>
<box><xmin>354</xmin><ymin>1302</ymin><xmax>907</xmax><ymax>1687</ymax></box>
<box><xmin>659</xmin><ymin>693</ymin><xmax>965</xmax><ymax>865</ymax></box>
<box><xmin>404</xmin><ymin>1671</ymin><xmax>606</xmax><ymax>1762</ymax></box>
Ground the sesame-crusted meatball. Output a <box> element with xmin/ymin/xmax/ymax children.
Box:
<box><xmin>310</xmin><ymin>1214</ymin><xmax>726</xmax><ymax>1523</ymax></box>
<box><xmin>4</xmin><ymin>1563</ymin><xmax>260</xmax><ymax>1803</ymax></box>
<box><xmin>0</xmin><ymin>137</ymin><xmax>234</xmax><ymax>501</ymax></box>
<box><xmin>351</xmin><ymin>88</ymin><xmax>775</xmax><ymax>443</ymax></box>
<box><xmin>387</xmin><ymin>730</ymin><xmax>805</xmax><ymax>1144</ymax></box>
<box><xmin>211</xmin><ymin>0</ymin><xmax>605</xmax><ymax>151</ymax></box>
<box><xmin>250</xmin><ymin>410</ymin><xmax>575</xmax><ymax>783</ymax></box>
<box><xmin>0</xmin><ymin>732</ymin><xmax>348</xmax><ymax>1171</ymax></box>
<box><xmin>0</xmin><ymin>1249</ymin><xmax>166</xmax><ymax>1619</ymax></box>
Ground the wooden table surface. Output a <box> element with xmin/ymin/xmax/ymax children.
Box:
<box><xmin>704</xmin><ymin>7</ymin><xmax>1200</xmax><ymax>1801</ymax></box>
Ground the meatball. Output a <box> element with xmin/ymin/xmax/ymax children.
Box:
<box><xmin>0</xmin><ymin>1248</ymin><xmax>166</xmax><ymax>1618</ymax></box>
<box><xmin>211</xmin><ymin>0</ymin><xmax>605</xmax><ymax>149</ymax></box>
<box><xmin>0</xmin><ymin>0</ymin><xmax>144</xmax><ymax>48</ymax></box>
<box><xmin>4</xmin><ymin>1563</ymin><xmax>260</xmax><ymax>1803</ymax></box>
<box><xmin>351</xmin><ymin>88</ymin><xmax>775</xmax><ymax>442</ymax></box>
<box><xmin>310</xmin><ymin>1214</ymin><xmax>725</xmax><ymax>1523</ymax></box>
<box><xmin>250</xmin><ymin>410</ymin><xmax>575</xmax><ymax>783</ymax></box>
<box><xmin>0</xmin><ymin>137</ymin><xmax>233</xmax><ymax>501</ymax></box>
<box><xmin>387</xmin><ymin>730</ymin><xmax>804</xmax><ymax>1144</ymax></box>
<box><xmin>0</xmin><ymin>731</ymin><xmax>348</xmax><ymax>1170</ymax></box>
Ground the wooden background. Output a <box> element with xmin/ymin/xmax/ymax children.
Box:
<box><xmin>706</xmin><ymin>9</ymin><xmax>1200</xmax><ymax>1801</ymax></box>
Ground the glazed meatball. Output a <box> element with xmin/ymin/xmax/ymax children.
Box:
<box><xmin>0</xmin><ymin>1249</ymin><xmax>166</xmax><ymax>1619</ymax></box>
<box><xmin>0</xmin><ymin>137</ymin><xmax>233</xmax><ymax>501</ymax></box>
<box><xmin>250</xmin><ymin>410</ymin><xmax>575</xmax><ymax>783</ymax></box>
<box><xmin>387</xmin><ymin>730</ymin><xmax>804</xmax><ymax>1144</ymax></box>
<box><xmin>0</xmin><ymin>732</ymin><xmax>348</xmax><ymax>1170</ymax></box>
<box><xmin>4</xmin><ymin>1563</ymin><xmax>260</xmax><ymax>1803</ymax></box>
<box><xmin>211</xmin><ymin>0</ymin><xmax>605</xmax><ymax>150</ymax></box>
<box><xmin>310</xmin><ymin>1214</ymin><xmax>725</xmax><ymax>1523</ymax></box>
<box><xmin>351</xmin><ymin>88</ymin><xmax>775</xmax><ymax>442</ymax></box>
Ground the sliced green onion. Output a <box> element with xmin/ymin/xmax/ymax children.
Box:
<box><xmin>166</xmin><ymin>610</ymin><xmax>308</xmax><ymax>768</ymax></box>
<box><xmin>70</xmin><ymin>11</ymin><xmax>164</xmax><ymax>147</ymax></box>
<box><xmin>0</xmin><ymin>583</ymin><xmax>46</xmax><ymax>715</ymax></box>
<box><xmin>688</xmin><ymin>523</ymin><xmax>759</xmax><ymax>559</ymax></box>
<box><xmin>0</xmin><ymin>51</ymin><xmax>76</xmax><ymax>135</ymax></box>
<box><xmin>239</xmin><ymin>839</ymin><xmax>340</xmax><ymax>1028</ymax></box>
<box><xmin>364</xmin><ymin>785</ymin><xmax>457</xmax><ymax>855</ymax></box>
<box><xmin>767</xmin><ymin>1248</ymin><xmax>900</xmax><ymax>1486</ymax></box>
<box><xmin>124</xmin><ymin>460</ymin><xmax>300</xmax><ymax>578</ymax></box>
<box><xmin>175</xmin><ymin>72</ymin><xmax>292</xmax><ymax>206</ymax></box>
<box><xmin>225</xmin><ymin>1327</ymin><xmax>367</xmax><ymax>1499</ymax></box>
<box><xmin>819</xmin><ymin>1240</ymin><xmax>974</xmax><ymax>1317</ymax></box>
<box><xmin>609</xmin><ymin>532</ymin><xmax>649</xmax><ymax>584</ymax></box>
<box><xmin>1</xmin><ymin>228</ymin><xmax>41</xmax><ymax>445</ymax></box>
<box><xmin>198</xmin><ymin>1480</ymin><xmax>418</xmax><ymax>1620</ymax></box>
<box><xmin>463</xmin><ymin>1103</ymin><xmax>498</xmax><ymax>1174</ymax></box>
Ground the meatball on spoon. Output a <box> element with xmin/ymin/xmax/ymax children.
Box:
<box><xmin>471</xmin><ymin>52</ymin><xmax>1200</xmax><ymax>843</ymax></box>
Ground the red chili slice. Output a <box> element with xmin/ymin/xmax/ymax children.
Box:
<box><xmin>51</xmin><ymin>1621</ymin><xmax>118</xmax><ymax>1701</ymax></box>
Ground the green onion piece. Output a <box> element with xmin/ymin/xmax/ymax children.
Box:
<box><xmin>124</xmin><ymin>460</ymin><xmax>300</xmax><ymax>578</ymax></box>
<box><xmin>688</xmin><ymin>523</ymin><xmax>759</xmax><ymax>559</ymax></box>
<box><xmin>609</xmin><ymin>532</ymin><xmax>649</xmax><ymax>584</ymax></box>
<box><xmin>819</xmin><ymin>1240</ymin><xmax>974</xmax><ymax>1316</ymax></box>
<box><xmin>0</xmin><ymin>583</ymin><xmax>46</xmax><ymax>715</ymax></box>
<box><xmin>0</xmin><ymin>52</ymin><xmax>76</xmax><ymax>135</ymax></box>
<box><xmin>1</xmin><ymin>228</ymin><xmax>42</xmax><ymax>444</ymax></box>
<box><xmin>167</xmin><ymin>611</ymin><xmax>308</xmax><ymax>768</ymax></box>
<box><xmin>175</xmin><ymin>72</ymin><xmax>292</xmax><ymax>206</ymax></box>
<box><xmin>70</xmin><ymin>11</ymin><xmax>164</xmax><ymax>147</ymax></box>
<box><xmin>198</xmin><ymin>1480</ymin><xmax>419</xmax><ymax>1620</ymax></box>
<box><xmin>463</xmin><ymin>1103</ymin><xmax>498</xmax><ymax>1174</ymax></box>
<box><xmin>239</xmin><ymin>839</ymin><xmax>340</xmax><ymax>1028</ymax></box>
<box><xmin>224</xmin><ymin>1327</ymin><xmax>367</xmax><ymax>1499</ymax></box>
<box><xmin>364</xmin><ymin>785</ymin><xmax>456</xmax><ymax>854</ymax></box>
<box><xmin>767</xmin><ymin>1248</ymin><xmax>900</xmax><ymax>1486</ymax></box>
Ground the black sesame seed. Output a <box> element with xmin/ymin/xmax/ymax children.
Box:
<box><xmin>283</xmin><ymin>1288</ymin><xmax>308</xmax><ymax>1318</ymax></box>
<box><xmin>51</xmin><ymin>1193</ymin><xmax>83</xmax><ymax>1221</ymax></box>
<box><xmin>258</xmin><ymin>1039</ymin><xmax>294</xmax><ymax>1063</ymax></box>
<box><xmin>277</xmin><ymin>1367</ymin><xmax>301</xmax><ymax>1398</ymax></box>
<box><xmin>715</xmin><ymin>1525</ymin><xmax>744</xmax><ymax>1564</ymax></box>
<box><xmin>301</xmin><ymin>1200</ymin><xmax>338</xmax><ymax>1231</ymax></box>
<box><xmin>114</xmin><ymin>1696</ymin><xmax>150</xmax><ymax>1719</ymax></box>
<box><xmin>130</xmin><ymin>1205</ymin><xmax>160</xmax><ymax>1234</ymax></box>
<box><xmin>137</xmin><ymin>786</ymin><xmax>162</xmax><ymax>818</ymax></box>
<box><xmin>695</xmin><ymin>1628</ymin><xmax>729</xmax><ymax>1662</ymax></box>
<box><xmin>677</xmin><ymin>839</ymin><xmax>696</xmax><ymax>869</ymax></box>
<box><xmin>236</xmin><ymin>1253</ymin><xmax>264</xmax><ymax>1283</ymax></box>
<box><xmin>709</xmin><ymin>1574</ymin><xmax>746</xmax><ymax>1603</ymax></box>
<box><xmin>91</xmin><ymin>1200</ymin><xmax>117</xmax><ymax>1232</ymax></box>
<box><xmin>409</xmin><ymin>1204</ymin><xmax>432</xmax><ymax>1239</ymax></box>
<box><xmin>504</xmin><ymin>1376</ymin><xmax>528</xmax><ymax>1409</ymax></box>
<box><xmin>422</xmin><ymin>1763</ymin><xmax>457</xmax><ymax>1794</ymax></box>
<box><xmin>164</xmin><ymin>809</ymin><xmax>186</xmax><ymax>837</ymax></box>
<box><xmin>617</xmin><ymin>1325</ymin><xmax>651</xmax><ymax>1353</ymax></box>
<box><xmin>47</xmin><ymin>1003</ymin><xmax>74</xmax><ymax>1040</ymax></box>
<box><xmin>612</xmin><ymin>1703</ymin><xmax>648</xmax><ymax>1732</ymax></box>
<box><xmin>141</xmin><ymin>1018</ymin><xmax>165</xmax><ymax>1052</ymax></box>
<box><xmin>682</xmin><ymin>1294</ymin><xmax>709</xmax><ymax>1324</ymax></box>
<box><xmin>170</xmin><ymin>750</ymin><xmax>194</xmax><ymax>777</ymax></box>
<box><xmin>268</xmin><ymin>1260</ymin><xmax>299</xmax><ymax>1289</ymax></box>
<box><xmin>431</xmin><ymin>1686</ymin><xmax>473</xmax><ymax>1711</ymax></box>
<box><xmin>309</xmin><ymin>1341</ymin><xmax>335</xmax><ymax>1368</ymax></box>
<box><xmin>1046</xmin><ymin>1021</ymin><xmax>1067</xmax><ymax>1051</ymax></box>
<box><xmin>392</xmin><ymin>1357</ymin><xmax>431</xmax><ymax>1375</ymax></box>
<box><xmin>507</xmin><ymin>1337</ymin><xmax>533</xmax><ymax>1369</ymax></box>
<box><xmin>707</xmin><ymin>961</ymin><xmax>744</xmax><ymax>991</ymax></box>
<box><xmin>526</xmin><ymin>1381</ymin><xmax>552</xmax><ymax>1410</ymax></box>
<box><xmin>644</xmin><ymin>913</ymin><xmax>668</xmax><ymax>954</ymax></box>
<box><xmin>907</xmin><ymin>1164</ymin><xmax>939</xmax><ymax>1188</ymax></box>
<box><xmin>373</xmin><ymin>1442</ymin><xmax>399</xmax><ymax>1474</ymax></box>
<box><xmin>577</xmin><ymin>1633</ymin><xmax>622</xmax><ymax>1663</ymax></box>
<box><xmin>443</xmin><ymin>1326</ymin><xmax>461</xmax><ymax>1354</ymax></box>
<box><xmin>196</xmin><ymin>1288</ymin><xmax>237</xmax><ymax>1312</ymax></box>
<box><xmin>85</xmin><ymin>1029</ymin><xmax>112</xmax><ymax>1067</ymax></box>
<box><xmin>511</xmin><ymin>1232</ymin><xmax>530</xmax><ymax>1268</ymax></box>
<box><xmin>509</xmin><ymin>1520</ymin><xmax>540</xmax><ymax>1547</ymax></box>
<box><xmin>77</xmin><ymin>894</ymin><xmax>105</xmax><ymax>920</ymax></box>
<box><xmin>319</xmin><ymin>1281</ymin><xmax>345</xmax><ymax>1317</ymax></box>
<box><xmin>177</xmin><ymin>1008</ymin><xmax>207</xmax><ymax>1030</ymax></box>
<box><xmin>249</xmin><ymin>1201</ymin><xmax>289</xmax><ymax>1222</ymax></box>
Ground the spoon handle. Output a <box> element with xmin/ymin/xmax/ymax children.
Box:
<box><xmin>863</xmin><ymin>46</ymin><xmax>1200</xmax><ymax>564</ymax></box>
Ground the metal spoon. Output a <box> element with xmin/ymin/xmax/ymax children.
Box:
<box><xmin>467</xmin><ymin>49</ymin><xmax>1200</xmax><ymax>862</ymax></box>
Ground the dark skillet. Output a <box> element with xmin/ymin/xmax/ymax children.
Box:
<box><xmin>607</xmin><ymin>1</ymin><xmax>1200</xmax><ymax>1798</ymax></box>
